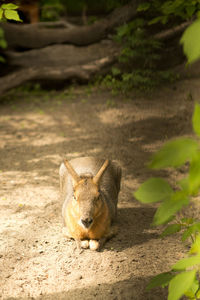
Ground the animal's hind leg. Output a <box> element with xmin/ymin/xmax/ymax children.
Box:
<box><xmin>99</xmin><ymin>225</ymin><xmax>118</xmax><ymax>249</ymax></box>
<box><xmin>62</xmin><ymin>227</ymin><xmax>72</xmax><ymax>240</ymax></box>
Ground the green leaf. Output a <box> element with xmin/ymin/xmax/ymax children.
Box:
<box><xmin>0</xmin><ymin>28</ymin><xmax>4</xmax><ymax>37</ymax></box>
<box><xmin>178</xmin><ymin>177</ymin><xmax>189</xmax><ymax>193</ymax></box>
<box><xmin>180</xmin><ymin>19</ymin><xmax>200</xmax><ymax>64</ymax></box>
<box><xmin>4</xmin><ymin>10</ymin><xmax>22</xmax><ymax>22</ymax></box>
<box><xmin>168</xmin><ymin>270</ymin><xmax>196</xmax><ymax>300</ymax></box>
<box><xmin>182</xmin><ymin>223</ymin><xmax>200</xmax><ymax>242</ymax></box>
<box><xmin>0</xmin><ymin>27</ymin><xmax>7</xmax><ymax>49</ymax></box>
<box><xmin>0</xmin><ymin>38</ymin><xmax>7</xmax><ymax>49</ymax></box>
<box><xmin>189</xmin><ymin>152</ymin><xmax>200</xmax><ymax>194</ymax></box>
<box><xmin>149</xmin><ymin>138</ymin><xmax>198</xmax><ymax>169</ymax></box>
<box><xmin>111</xmin><ymin>67</ymin><xmax>121</xmax><ymax>76</ymax></box>
<box><xmin>0</xmin><ymin>8</ymin><xmax>3</xmax><ymax>20</ymax></box>
<box><xmin>190</xmin><ymin>234</ymin><xmax>200</xmax><ymax>254</ymax></box>
<box><xmin>134</xmin><ymin>178</ymin><xmax>173</xmax><ymax>204</ymax></box>
<box><xmin>153</xmin><ymin>191</ymin><xmax>189</xmax><ymax>226</ymax></box>
<box><xmin>172</xmin><ymin>254</ymin><xmax>200</xmax><ymax>271</ymax></box>
<box><xmin>186</xmin><ymin>5</ymin><xmax>196</xmax><ymax>18</ymax></box>
<box><xmin>117</xmin><ymin>24</ymin><xmax>129</xmax><ymax>38</ymax></box>
<box><xmin>192</xmin><ymin>103</ymin><xmax>200</xmax><ymax>137</ymax></box>
<box><xmin>146</xmin><ymin>272</ymin><xmax>174</xmax><ymax>291</ymax></box>
<box><xmin>137</xmin><ymin>2</ymin><xmax>150</xmax><ymax>12</ymax></box>
<box><xmin>196</xmin><ymin>288</ymin><xmax>200</xmax><ymax>298</ymax></box>
<box><xmin>184</xmin><ymin>278</ymin><xmax>199</xmax><ymax>299</ymax></box>
<box><xmin>148</xmin><ymin>16</ymin><xmax>163</xmax><ymax>25</ymax></box>
<box><xmin>0</xmin><ymin>56</ymin><xmax>5</xmax><ymax>63</ymax></box>
<box><xmin>1</xmin><ymin>3</ymin><xmax>19</xmax><ymax>10</ymax></box>
<box><xmin>181</xmin><ymin>217</ymin><xmax>194</xmax><ymax>225</ymax></box>
<box><xmin>161</xmin><ymin>224</ymin><xmax>182</xmax><ymax>238</ymax></box>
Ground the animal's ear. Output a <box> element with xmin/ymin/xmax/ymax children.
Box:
<box><xmin>93</xmin><ymin>160</ymin><xmax>109</xmax><ymax>184</ymax></box>
<box><xmin>64</xmin><ymin>160</ymin><xmax>81</xmax><ymax>184</ymax></box>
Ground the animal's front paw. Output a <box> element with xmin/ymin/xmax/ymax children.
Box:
<box><xmin>80</xmin><ymin>240</ymin><xmax>89</xmax><ymax>249</ymax></box>
<box><xmin>89</xmin><ymin>239</ymin><xmax>100</xmax><ymax>251</ymax></box>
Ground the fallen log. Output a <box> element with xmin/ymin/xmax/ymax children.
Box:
<box><xmin>0</xmin><ymin>0</ymin><xmax>193</xmax><ymax>96</ymax></box>
<box><xmin>0</xmin><ymin>40</ymin><xmax>119</xmax><ymax>95</ymax></box>
<box><xmin>0</xmin><ymin>55</ymin><xmax>117</xmax><ymax>95</ymax></box>
<box><xmin>6</xmin><ymin>40</ymin><xmax>119</xmax><ymax>68</ymax></box>
<box><xmin>1</xmin><ymin>0</ymin><xmax>142</xmax><ymax>49</ymax></box>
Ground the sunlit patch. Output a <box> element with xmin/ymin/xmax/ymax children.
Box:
<box><xmin>31</xmin><ymin>135</ymin><xmax>66</xmax><ymax>146</ymax></box>
<box><xmin>128</xmin><ymin>137</ymin><xmax>142</xmax><ymax>143</ymax></box>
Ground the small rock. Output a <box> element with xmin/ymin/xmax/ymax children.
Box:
<box><xmin>71</xmin><ymin>274</ymin><xmax>83</xmax><ymax>280</ymax></box>
<box><xmin>16</xmin><ymin>257</ymin><xmax>22</xmax><ymax>261</ymax></box>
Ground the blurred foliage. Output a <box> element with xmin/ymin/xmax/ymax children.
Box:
<box><xmin>41</xmin><ymin>0</ymin><xmax>65</xmax><ymax>21</ymax></box>
<box><xmin>0</xmin><ymin>2</ymin><xmax>21</xmax><ymax>63</ymax></box>
<box><xmin>137</xmin><ymin>0</ymin><xmax>200</xmax><ymax>25</ymax></box>
<box><xmin>135</xmin><ymin>103</ymin><xmax>200</xmax><ymax>300</ymax></box>
<box><xmin>0</xmin><ymin>27</ymin><xmax>6</xmax><ymax>62</ymax></box>
<box><xmin>137</xmin><ymin>1</ymin><xmax>200</xmax><ymax>68</ymax></box>
<box><xmin>101</xmin><ymin>0</ymin><xmax>200</xmax><ymax>92</ymax></box>
<box><xmin>132</xmin><ymin>4</ymin><xmax>200</xmax><ymax>298</ymax></box>
<box><xmin>1</xmin><ymin>0</ymin><xmax>200</xmax><ymax>93</ymax></box>
<box><xmin>102</xmin><ymin>18</ymin><xmax>176</xmax><ymax>92</ymax></box>
<box><xmin>40</xmin><ymin>0</ymin><xmax>130</xmax><ymax>21</ymax></box>
<box><xmin>53</xmin><ymin>0</ymin><xmax>129</xmax><ymax>14</ymax></box>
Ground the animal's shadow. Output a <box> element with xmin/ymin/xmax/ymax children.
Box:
<box><xmin>104</xmin><ymin>206</ymin><xmax>158</xmax><ymax>251</ymax></box>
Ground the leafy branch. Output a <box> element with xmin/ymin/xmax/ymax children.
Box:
<box><xmin>0</xmin><ymin>3</ymin><xmax>21</xmax><ymax>22</ymax></box>
<box><xmin>134</xmin><ymin>104</ymin><xmax>200</xmax><ymax>300</ymax></box>
<box><xmin>0</xmin><ymin>2</ymin><xmax>22</xmax><ymax>63</ymax></box>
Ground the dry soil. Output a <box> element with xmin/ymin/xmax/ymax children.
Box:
<box><xmin>0</xmin><ymin>79</ymin><xmax>198</xmax><ymax>300</ymax></box>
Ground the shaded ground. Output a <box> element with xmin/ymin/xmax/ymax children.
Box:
<box><xmin>0</xmin><ymin>78</ymin><xmax>198</xmax><ymax>299</ymax></box>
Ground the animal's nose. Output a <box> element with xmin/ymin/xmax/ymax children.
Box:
<box><xmin>81</xmin><ymin>218</ymin><xmax>93</xmax><ymax>228</ymax></box>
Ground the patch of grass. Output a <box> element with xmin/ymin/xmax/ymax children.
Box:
<box><xmin>80</xmin><ymin>99</ymin><xmax>88</xmax><ymax>103</ymax></box>
<box><xmin>106</xmin><ymin>99</ymin><xmax>116</xmax><ymax>107</ymax></box>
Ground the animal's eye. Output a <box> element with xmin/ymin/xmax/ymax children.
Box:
<box><xmin>73</xmin><ymin>195</ymin><xmax>77</xmax><ymax>201</ymax></box>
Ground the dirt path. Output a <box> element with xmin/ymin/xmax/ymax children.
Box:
<box><xmin>0</xmin><ymin>79</ymin><xmax>197</xmax><ymax>299</ymax></box>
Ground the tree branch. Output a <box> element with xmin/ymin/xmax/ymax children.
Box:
<box><xmin>154</xmin><ymin>20</ymin><xmax>193</xmax><ymax>41</ymax></box>
<box><xmin>0</xmin><ymin>56</ymin><xmax>116</xmax><ymax>96</ymax></box>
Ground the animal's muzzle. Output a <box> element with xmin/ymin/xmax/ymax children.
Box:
<box><xmin>81</xmin><ymin>217</ymin><xmax>93</xmax><ymax>228</ymax></box>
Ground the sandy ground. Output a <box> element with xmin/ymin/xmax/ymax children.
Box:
<box><xmin>0</xmin><ymin>78</ymin><xmax>198</xmax><ymax>299</ymax></box>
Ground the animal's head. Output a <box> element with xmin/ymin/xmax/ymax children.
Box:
<box><xmin>64</xmin><ymin>159</ymin><xmax>109</xmax><ymax>229</ymax></box>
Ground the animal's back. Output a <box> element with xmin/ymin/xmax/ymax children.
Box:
<box><xmin>59</xmin><ymin>157</ymin><xmax>121</xmax><ymax>222</ymax></box>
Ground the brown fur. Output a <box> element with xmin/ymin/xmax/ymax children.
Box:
<box><xmin>60</xmin><ymin>157</ymin><xmax>121</xmax><ymax>250</ymax></box>
<box><xmin>64</xmin><ymin>194</ymin><xmax>110</xmax><ymax>240</ymax></box>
